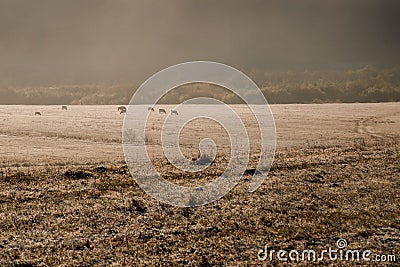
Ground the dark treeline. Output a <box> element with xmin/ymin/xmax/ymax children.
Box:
<box><xmin>260</xmin><ymin>65</ymin><xmax>400</xmax><ymax>104</ymax></box>
<box><xmin>0</xmin><ymin>65</ymin><xmax>399</xmax><ymax>105</ymax></box>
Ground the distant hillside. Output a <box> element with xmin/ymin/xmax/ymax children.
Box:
<box><xmin>0</xmin><ymin>66</ymin><xmax>399</xmax><ymax>104</ymax></box>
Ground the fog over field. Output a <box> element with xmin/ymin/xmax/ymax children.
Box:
<box><xmin>0</xmin><ymin>1</ymin><xmax>399</xmax><ymax>266</ymax></box>
<box><xmin>1</xmin><ymin>1</ymin><xmax>400</xmax><ymax>104</ymax></box>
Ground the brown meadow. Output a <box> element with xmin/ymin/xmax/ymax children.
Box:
<box><xmin>0</xmin><ymin>103</ymin><xmax>399</xmax><ymax>266</ymax></box>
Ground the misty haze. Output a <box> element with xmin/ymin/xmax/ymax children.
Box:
<box><xmin>0</xmin><ymin>1</ymin><xmax>399</xmax><ymax>266</ymax></box>
<box><xmin>0</xmin><ymin>0</ymin><xmax>399</xmax><ymax>104</ymax></box>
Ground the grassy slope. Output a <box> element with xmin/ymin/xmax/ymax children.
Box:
<box><xmin>0</xmin><ymin>141</ymin><xmax>398</xmax><ymax>266</ymax></box>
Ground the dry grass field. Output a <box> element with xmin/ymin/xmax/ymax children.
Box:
<box><xmin>0</xmin><ymin>103</ymin><xmax>399</xmax><ymax>266</ymax></box>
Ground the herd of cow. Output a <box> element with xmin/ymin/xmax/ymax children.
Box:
<box><xmin>33</xmin><ymin>106</ymin><xmax>179</xmax><ymax>116</ymax></box>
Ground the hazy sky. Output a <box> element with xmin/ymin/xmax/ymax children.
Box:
<box><xmin>0</xmin><ymin>0</ymin><xmax>399</xmax><ymax>86</ymax></box>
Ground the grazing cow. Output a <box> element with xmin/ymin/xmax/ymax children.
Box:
<box><xmin>62</xmin><ymin>106</ymin><xmax>68</xmax><ymax>111</ymax></box>
<box><xmin>171</xmin><ymin>110</ymin><xmax>178</xmax><ymax>115</ymax></box>
<box><xmin>148</xmin><ymin>107</ymin><xmax>155</xmax><ymax>112</ymax></box>
<box><xmin>159</xmin><ymin>108</ymin><xmax>167</xmax><ymax>114</ymax></box>
<box><xmin>34</xmin><ymin>112</ymin><xmax>42</xmax><ymax>116</ymax></box>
